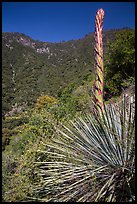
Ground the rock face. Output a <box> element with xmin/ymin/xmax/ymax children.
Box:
<box><xmin>106</xmin><ymin>85</ymin><xmax>135</xmax><ymax>117</ymax></box>
<box><xmin>5</xmin><ymin>102</ymin><xmax>27</xmax><ymax>117</ymax></box>
<box><xmin>17</xmin><ymin>37</ymin><xmax>36</xmax><ymax>48</ymax></box>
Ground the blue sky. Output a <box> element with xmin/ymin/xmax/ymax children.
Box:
<box><xmin>2</xmin><ymin>2</ymin><xmax>135</xmax><ymax>43</ymax></box>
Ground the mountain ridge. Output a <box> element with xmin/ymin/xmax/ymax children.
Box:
<box><xmin>2</xmin><ymin>28</ymin><xmax>134</xmax><ymax>117</ymax></box>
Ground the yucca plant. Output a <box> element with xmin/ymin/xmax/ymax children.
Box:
<box><xmin>26</xmin><ymin>9</ymin><xmax>135</xmax><ymax>202</ymax></box>
<box><xmin>28</xmin><ymin>94</ymin><xmax>135</xmax><ymax>202</ymax></box>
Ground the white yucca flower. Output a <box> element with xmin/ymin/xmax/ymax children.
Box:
<box><xmin>27</xmin><ymin>95</ymin><xmax>135</xmax><ymax>202</ymax></box>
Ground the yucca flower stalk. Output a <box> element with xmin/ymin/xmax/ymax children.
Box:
<box><xmin>94</xmin><ymin>8</ymin><xmax>104</xmax><ymax>114</ymax></box>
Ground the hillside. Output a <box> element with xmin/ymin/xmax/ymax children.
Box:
<box><xmin>2</xmin><ymin>28</ymin><xmax>135</xmax><ymax>202</ymax></box>
<box><xmin>2</xmin><ymin>29</ymin><xmax>124</xmax><ymax>117</ymax></box>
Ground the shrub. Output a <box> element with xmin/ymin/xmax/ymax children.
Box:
<box><xmin>104</xmin><ymin>29</ymin><xmax>135</xmax><ymax>100</ymax></box>
<box><xmin>35</xmin><ymin>95</ymin><xmax>58</xmax><ymax>109</ymax></box>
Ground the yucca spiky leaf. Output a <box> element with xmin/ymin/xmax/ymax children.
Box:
<box><xmin>29</xmin><ymin>95</ymin><xmax>135</xmax><ymax>202</ymax></box>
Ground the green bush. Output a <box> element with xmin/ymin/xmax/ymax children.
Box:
<box><xmin>104</xmin><ymin>29</ymin><xmax>135</xmax><ymax>100</ymax></box>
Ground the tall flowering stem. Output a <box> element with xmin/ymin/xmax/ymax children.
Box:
<box><xmin>94</xmin><ymin>8</ymin><xmax>105</xmax><ymax>114</ymax></box>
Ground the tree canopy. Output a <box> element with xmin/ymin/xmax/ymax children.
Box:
<box><xmin>104</xmin><ymin>29</ymin><xmax>135</xmax><ymax>100</ymax></box>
